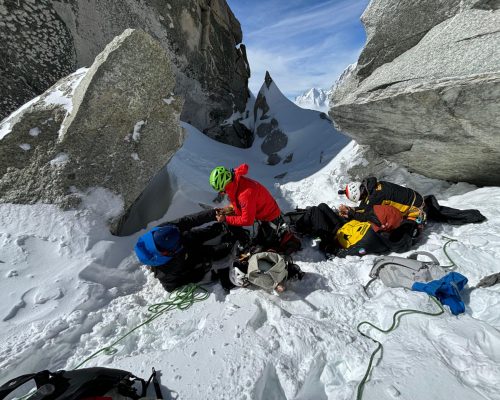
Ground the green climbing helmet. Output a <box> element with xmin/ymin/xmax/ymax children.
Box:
<box><xmin>209</xmin><ymin>166</ymin><xmax>232</xmax><ymax>192</ymax></box>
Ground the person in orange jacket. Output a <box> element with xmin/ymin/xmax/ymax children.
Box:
<box><xmin>209</xmin><ymin>164</ymin><xmax>281</xmax><ymax>226</ymax></box>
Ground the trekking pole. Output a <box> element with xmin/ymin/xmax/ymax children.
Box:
<box><xmin>151</xmin><ymin>368</ymin><xmax>163</xmax><ymax>399</ymax></box>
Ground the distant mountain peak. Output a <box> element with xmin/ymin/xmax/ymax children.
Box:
<box><xmin>294</xmin><ymin>87</ymin><xmax>331</xmax><ymax>112</ymax></box>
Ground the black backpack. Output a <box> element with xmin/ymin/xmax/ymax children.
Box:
<box><xmin>0</xmin><ymin>367</ymin><xmax>158</xmax><ymax>400</ymax></box>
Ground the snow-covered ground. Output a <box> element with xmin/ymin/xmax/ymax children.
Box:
<box><xmin>1</xmin><ymin>95</ymin><xmax>499</xmax><ymax>400</ymax></box>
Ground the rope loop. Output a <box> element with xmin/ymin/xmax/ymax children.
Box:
<box><xmin>73</xmin><ymin>283</ymin><xmax>208</xmax><ymax>370</ymax></box>
<box><xmin>441</xmin><ymin>236</ymin><xmax>459</xmax><ymax>270</ymax></box>
<box><xmin>356</xmin><ymin>296</ymin><xmax>445</xmax><ymax>400</ymax></box>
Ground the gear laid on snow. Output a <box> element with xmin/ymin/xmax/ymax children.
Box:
<box><xmin>246</xmin><ymin>251</ymin><xmax>288</xmax><ymax>291</ymax></box>
<box><xmin>476</xmin><ymin>272</ymin><xmax>500</xmax><ymax>288</ymax></box>
<box><xmin>365</xmin><ymin>251</ymin><xmax>446</xmax><ymax>292</ymax></box>
<box><xmin>229</xmin><ymin>262</ymin><xmax>249</xmax><ymax>287</ymax></box>
<box><xmin>215</xmin><ymin>250</ymin><xmax>304</xmax><ymax>293</ymax></box>
<box><xmin>0</xmin><ymin>367</ymin><xmax>153</xmax><ymax>400</ymax></box>
<box><xmin>412</xmin><ymin>272</ymin><xmax>468</xmax><ymax>315</ymax></box>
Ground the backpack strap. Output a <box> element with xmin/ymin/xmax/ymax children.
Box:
<box><xmin>369</xmin><ymin>258</ymin><xmax>396</xmax><ymax>279</ymax></box>
<box><xmin>362</xmin><ymin>276</ymin><xmax>378</xmax><ymax>295</ymax></box>
<box><xmin>407</xmin><ymin>251</ymin><xmax>440</xmax><ymax>265</ymax></box>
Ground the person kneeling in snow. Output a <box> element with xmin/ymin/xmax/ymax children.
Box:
<box><xmin>134</xmin><ymin>209</ymin><xmax>247</xmax><ymax>292</ymax></box>
<box><xmin>209</xmin><ymin>164</ymin><xmax>283</xmax><ymax>248</ymax></box>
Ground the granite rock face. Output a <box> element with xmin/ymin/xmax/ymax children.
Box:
<box><xmin>0</xmin><ymin>29</ymin><xmax>184</xmax><ymax>235</ymax></box>
<box><xmin>330</xmin><ymin>1</ymin><xmax>500</xmax><ymax>185</ymax></box>
<box><xmin>0</xmin><ymin>0</ymin><xmax>251</xmax><ymax>146</ymax></box>
<box><xmin>0</xmin><ymin>0</ymin><xmax>75</xmax><ymax>121</ymax></box>
<box><xmin>356</xmin><ymin>0</ymin><xmax>472</xmax><ymax>80</ymax></box>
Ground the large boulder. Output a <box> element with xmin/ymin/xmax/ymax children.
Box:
<box><xmin>0</xmin><ymin>0</ymin><xmax>251</xmax><ymax>146</ymax></box>
<box><xmin>0</xmin><ymin>29</ymin><xmax>184</xmax><ymax>235</ymax></box>
<box><xmin>330</xmin><ymin>1</ymin><xmax>500</xmax><ymax>185</ymax></box>
<box><xmin>356</xmin><ymin>0</ymin><xmax>477</xmax><ymax>80</ymax></box>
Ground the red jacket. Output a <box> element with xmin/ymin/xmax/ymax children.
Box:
<box><xmin>225</xmin><ymin>164</ymin><xmax>281</xmax><ymax>226</ymax></box>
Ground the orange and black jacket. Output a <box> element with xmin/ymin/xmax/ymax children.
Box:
<box><xmin>348</xmin><ymin>177</ymin><xmax>424</xmax><ymax>222</ymax></box>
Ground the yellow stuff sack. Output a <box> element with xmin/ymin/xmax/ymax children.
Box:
<box><xmin>336</xmin><ymin>220</ymin><xmax>372</xmax><ymax>249</ymax></box>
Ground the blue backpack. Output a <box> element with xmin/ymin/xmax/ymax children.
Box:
<box><xmin>134</xmin><ymin>225</ymin><xmax>183</xmax><ymax>266</ymax></box>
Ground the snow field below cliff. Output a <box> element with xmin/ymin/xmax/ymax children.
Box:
<box><xmin>0</xmin><ymin>124</ymin><xmax>499</xmax><ymax>400</ymax></box>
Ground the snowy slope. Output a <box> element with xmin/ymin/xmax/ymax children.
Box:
<box><xmin>294</xmin><ymin>88</ymin><xmax>331</xmax><ymax>112</ymax></box>
<box><xmin>253</xmin><ymin>78</ymin><xmax>348</xmax><ymax>177</ymax></box>
<box><xmin>1</xmin><ymin>109</ymin><xmax>500</xmax><ymax>399</ymax></box>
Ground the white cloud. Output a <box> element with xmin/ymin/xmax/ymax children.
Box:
<box><xmin>232</xmin><ymin>0</ymin><xmax>369</xmax><ymax>97</ymax></box>
<box><xmin>248</xmin><ymin>1</ymin><xmax>366</xmax><ymax>40</ymax></box>
<box><xmin>247</xmin><ymin>45</ymin><xmax>362</xmax><ymax>98</ymax></box>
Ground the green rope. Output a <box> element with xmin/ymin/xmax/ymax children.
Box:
<box><xmin>73</xmin><ymin>283</ymin><xmax>209</xmax><ymax>370</ymax></box>
<box><xmin>441</xmin><ymin>236</ymin><xmax>459</xmax><ymax>269</ymax></box>
<box><xmin>356</xmin><ymin>296</ymin><xmax>445</xmax><ymax>400</ymax></box>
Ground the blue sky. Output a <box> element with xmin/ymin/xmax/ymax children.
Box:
<box><xmin>226</xmin><ymin>0</ymin><xmax>369</xmax><ymax>98</ymax></box>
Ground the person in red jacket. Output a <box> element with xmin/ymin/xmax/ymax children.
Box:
<box><xmin>209</xmin><ymin>163</ymin><xmax>285</xmax><ymax>250</ymax></box>
<box><xmin>209</xmin><ymin>164</ymin><xmax>281</xmax><ymax>227</ymax></box>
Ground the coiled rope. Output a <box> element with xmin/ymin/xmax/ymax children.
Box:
<box><xmin>73</xmin><ymin>283</ymin><xmax>209</xmax><ymax>369</ymax></box>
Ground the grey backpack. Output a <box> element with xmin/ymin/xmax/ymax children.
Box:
<box><xmin>368</xmin><ymin>251</ymin><xmax>447</xmax><ymax>290</ymax></box>
<box><xmin>246</xmin><ymin>252</ymin><xmax>288</xmax><ymax>291</ymax></box>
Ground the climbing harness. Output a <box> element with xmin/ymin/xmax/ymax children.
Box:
<box><xmin>73</xmin><ymin>283</ymin><xmax>209</xmax><ymax>369</ymax></box>
<box><xmin>356</xmin><ymin>296</ymin><xmax>445</xmax><ymax>400</ymax></box>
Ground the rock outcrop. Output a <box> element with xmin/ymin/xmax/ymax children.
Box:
<box><xmin>0</xmin><ymin>29</ymin><xmax>184</xmax><ymax>235</ymax></box>
<box><xmin>0</xmin><ymin>0</ymin><xmax>251</xmax><ymax>146</ymax></box>
<box><xmin>330</xmin><ymin>0</ymin><xmax>500</xmax><ymax>185</ymax></box>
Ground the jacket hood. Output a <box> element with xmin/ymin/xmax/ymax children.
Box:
<box><xmin>234</xmin><ymin>163</ymin><xmax>249</xmax><ymax>178</ymax></box>
<box><xmin>224</xmin><ymin>164</ymin><xmax>248</xmax><ymax>197</ymax></box>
